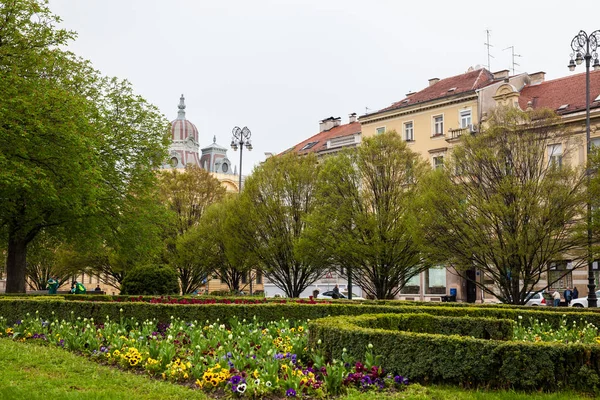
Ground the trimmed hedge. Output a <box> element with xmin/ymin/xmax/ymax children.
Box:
<box><xmin>308</xmin><ymin>313</ymin><xmax>600</xmax><ymax>392</ymax></box>
<box><xmin>2</xmin><ymin>299</ymin><xmax>600</xmax><ymax>329</ymax></box>
<box><xmin>354</xmin><ymin>313</ymin><xmax>514</xmax><ymax>340</ymax></box>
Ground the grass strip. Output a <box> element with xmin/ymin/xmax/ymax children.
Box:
<box><xmin>0</xmin><ymin>339</ymin><xmax>593</xmax><ymax>400</ymax></box>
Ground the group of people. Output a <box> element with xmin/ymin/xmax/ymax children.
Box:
<box><xmin>552</xmin><ymin>286</ymin><xmax>579</xmax><ymax>306</ymax></box>
<box><xmin>45</xmin><ymin>277</ymin><xmax>102</xmax><ymax>294</ymax></box>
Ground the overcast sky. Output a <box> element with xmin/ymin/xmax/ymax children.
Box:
<box><xmin>50</xmin><ymin>0</ymin><xmax>598</xmax><ymax>175</ymax></box>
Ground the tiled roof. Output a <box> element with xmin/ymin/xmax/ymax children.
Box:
<box><xmin>369</xmin><ymin>68</ymin><xmax>495</xmax><ymax>116</ymax></box>
<box><xmin>282</xmin><ymin>121</ymin><xmax>361</xmax><ymax>155</ymax></box>
<box><xmin>518</xmin><ymin>70</ymin><xmax>600</xmax><ymax>114</ymax></box>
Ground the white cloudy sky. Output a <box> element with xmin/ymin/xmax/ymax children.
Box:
<box><xmin>50</xmin><ymin>0</ymin><xmax>598</xmax><ymax>175</ymax></box>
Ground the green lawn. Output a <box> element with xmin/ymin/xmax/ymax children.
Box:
<box><xmin>0</xmin><ymin>339</ymin><xmax>594</xmax><ymax>400</ymax></box>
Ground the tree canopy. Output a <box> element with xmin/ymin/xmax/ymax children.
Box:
<box><xmin>301</xmin><ymin>132</ymin><xmax>429</xmax><ymax>299</ymax></box>
<box><xmin>0</xmin><ymin>0</ymin><xmax>170</xmax><ymax>292</ymax></box>
<box><xmin>418</xmin><ymin>107</ymin><xmax>587</xmax><ymax>304</ymax></box>
<box><xmin>158</xmin><ymin>165</ymin><xmax>227</xmax><ymax>294</ymax></box>
<box><xmin>235</xmin><ymin>152</ymin><xmax>323</xmax><ymax>298</ymax></box>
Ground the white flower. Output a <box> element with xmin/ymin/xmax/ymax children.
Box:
<box><xmin>228</xmin><ymin>334</ymin><xmax>233</xmax><ymax>340</ymax></box>
<box><xmin>265</xmin><ymin>381</ymin><xmax>272</xmax><ymax>387</ymax></box>
<box><xmin>317</xmin><ymin>339</ymin><xmax>322</xmax><ymax>345</ymax></box>
<box><xmin>237</xmin><ymin>383</ymin><xmax>247</xmax><ymax>393</ymax></box>
<box><xmin>368</xmin><ymin>343</ymin><xmax>373</xmax><ymax>349</ymax></box>
<box><xmin>343</xmin><ymin>348</ymin><xmax>347</xmax><ymax>353</ymax></box>
<box><xmin>254</xmin><ymin>379</ymin><xmax>260</xmax><ymax>385</ymax></box>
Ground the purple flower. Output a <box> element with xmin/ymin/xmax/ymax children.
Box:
<box><xmin>286</xmin><ymin>388</ymin><xmax>297</xmax><ymax>397</ymax></box>
<box><xmin>230</xmin><ymin>375</ymin><xmax>242</xmax><ymax>385</ymax></box>
<box><xmin>394</xmin><ymin>375</ymin><xmax>409</xmax><ymax>385</ymax></box>
<box><xmin>231</xmin><ymin>385</ymin><xmax>238</xmax><ymax>392</ymax></box>
<box><xmin>59</xmin><ymin>339</ymin><xmax>65</xmax><ymax>347</ymax></box>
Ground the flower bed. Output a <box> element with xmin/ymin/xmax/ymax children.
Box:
<box><xmin>513</xmin><ymin>314</ymin><xmax>600</xmax><ymax>344</ymax></box>
<box><xmin>309</xmin><ymin>313</ymin><xmax>600</xmax><ymax>393</ymax></box>
<box><xmin>0</xmin><ymin>313</ymin><xmax>410</xmax><ymax>398</ymax></box>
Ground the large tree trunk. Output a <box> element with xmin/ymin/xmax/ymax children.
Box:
<box><xmin>6</xmin><ymin>233</ymin><xmax>28</xmax><ymax>293</ymax></box>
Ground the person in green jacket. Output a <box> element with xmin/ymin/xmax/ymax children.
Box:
<box><xmin>47</xmin><ymin>277</ymin><xmax>59</xmax><ymax>294</ymax></box>
<box><xmin>71</xmin><ymin>281</ymin><xmax>87</xmax><ymax>294</ymax></box>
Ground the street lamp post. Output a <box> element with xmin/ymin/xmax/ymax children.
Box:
<box><xmin>230</xmin><ymin>126</ymin><xmax>252</xmax><ymax>192</ymax></box>
<box><xmin>569</xmin><ymin>30</ymin><xmax>600</xmax><ymax>307</ymax></box>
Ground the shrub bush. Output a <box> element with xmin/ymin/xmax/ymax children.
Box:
<box><xmin>308</xmin><ymin>313</ymin><xmax>600</xmax><ymax>393</ymax></box>
<box><xmin>119</xmin><ymin>264</ymin><xmax>179</xmax><ymax>296</ymax></box>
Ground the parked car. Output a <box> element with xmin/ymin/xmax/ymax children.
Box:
<box><xmin>569</xmin><ymin>290</ymin><xmax>600</xmax><ymax>307</ymax></box>
<box><xmin>524</xmin><ymin>292</ymin><xmax>546</xmax><ymax>306</ymax></box>
<box><xmin>320</xmin><ymin>290</ymin><xmax>365</xmax><ymax>300</ymax></box>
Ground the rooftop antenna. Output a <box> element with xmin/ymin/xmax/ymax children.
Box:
<box><xmin>484</xmin><ymin>29</ymin><xmax>494</xmax><ymax>70</ymax></box>
<box><xmin>503</xmin><ymin>45</ymin><xmax>522</xmax><ymax>75</ymax></box>
<box><xmin>365</xmin><ymin>106</ymin><xmax>371</xmax><ymax>114</ymax></box>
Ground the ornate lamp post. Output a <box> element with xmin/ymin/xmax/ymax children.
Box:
<box><xmin>568</xmin><ymin>30</ymin><xmax>600</xmax><ymax>307</ymax></box>
<box><xmin>230</xmin><ymin>126</ymin><xmax>252</xmax><ymax>192</ymax></box>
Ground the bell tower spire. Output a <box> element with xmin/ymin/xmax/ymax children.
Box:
<box><xmin>177</xmin><ymin>94</ymin><xmax>186</xmax><ymax>120</ymax></box>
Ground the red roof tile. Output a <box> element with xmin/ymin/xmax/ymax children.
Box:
<box><xmin>370</xmin><ymin>68</ymin><xmax>495</xmax><ymax>116</ymax></box>
<box><xmin>518</xmin><ymin>70</ymin><xmax>600</xmax><ymax>114</ymax></box>
<box><xmin>282</xmin><ymin>121</ymin><xmax>361</xmax><ymax>155</ymax></box>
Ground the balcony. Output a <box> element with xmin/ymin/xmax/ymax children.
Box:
<box><xmin>446</xmin><ymin>124</ymin><xmax>477</xmax><ymax>143</ymax></box>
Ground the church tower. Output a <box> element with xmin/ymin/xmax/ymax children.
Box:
<box><xmin>165</xmin><ymin>95</ymin><xmax>200</xmax><ymax>168</ymax></box>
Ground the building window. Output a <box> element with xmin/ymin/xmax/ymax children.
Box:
<box><xmin>548</xmin><ymin>261</ymin><xmax>573</xmax><ymax>290</ymax></box>
<box><xmin>548</xmin><ymin>144</ymin><xmax>563</xmax><ymax>167</ymax></box>
<box><xmin>256</xmin><ymin>270</ymin><xmax>262</xmax><ymax>285</ymax></box>
<box><xmin>425</xmin><ymin>266</ymin><xmax>446</xmax><ymax>294</ymax></box>
<box><xmin>460</xmin><ymin>110</ymin><xmax>472</xmax><ymax>128</ymax></box>
<box><xmin>376</xmin><ymin>127</ymin><xmax>385</xmax><ymax>135</ymax></box>
<box><xmin>241</xmin><ymin>273</ymin><xmax>247</xmax><ymax>285</ymax></box>
<box><xmin>433</xmin><ymin>115</ymin><xmax>444</xmax><ymax>136</ymax></box>
<box><xmin>404</xmin><ymin>122</ymin><xmax>414</xmax><ymax>141</ymax></box>
<box><xmin>592</xmin><ymin>137</ymin><xmax>600</xmax><ymax>149</ymax></box>
<box><xmin>400</xmin><ymin>273</ymin><xmax>420</xmax><ymax>294</ymax></box>
<box><xmin>433</xmin><ymin>155</ymin><xmax>444</xmax><ymax>170</ymax></box>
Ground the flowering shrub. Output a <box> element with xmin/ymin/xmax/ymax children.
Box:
<box><xmin>513</xmin><ymin>314</ymin><xmax>600</xmax><ymax>344</ymax></box>
<box><xmin>0</xmin><ymin>314</ymin><xmax>409</xmax><ymax>398</ymax></box>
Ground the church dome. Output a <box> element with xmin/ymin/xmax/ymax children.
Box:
<box><xmin>170</xmin><ymin>94</ymin><xmax>199</xmax><ymax>143</ymax></box>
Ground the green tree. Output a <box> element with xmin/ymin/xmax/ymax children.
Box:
<box><xmin>0</xmin><ymin>0</ymin><xmax>170</xmax><ymax>292</ymax></box>
<box><xmin>235</xmin><ymin>153</ymin><xmax>324</xmax><ymax>298</ymax></box>
<box><xmin>158</xmin><ymin>165</ymin><xmax>226</xmax><ymax>293</ymax></box>
<box><xmin>418</xmin><ymin>107</ymin><xmax>586</xmax><ymax>305</ymax></box>
<box><xmin>301</xmin><ymin>132</ymin><xmax>429</xmax><ymax>299</ymax></box>
<box><xmin>179</xmin><ymin>196</ymin><xmax>257</xmax><ymax>294</ymax></box>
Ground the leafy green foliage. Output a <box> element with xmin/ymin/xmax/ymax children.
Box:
<box><xmin>119</xmin><ymin>264</ymin><xmax>179</xmax><ymax>296</ymax></box>
<box><xmin>235</xmin><ymin>152</ymin><xmax>324</xmax><ymax>297</ymax></box>
<box><xmin>180</xmin><ymin>196</ymin><xmax>257</xmax><ymax>293</ymax></box>
<box><xmin>302</xmin><ymin>132</ymin><xmax>429</xmax><ymax>299</ymax></box>
<box><xmin>0</xmin><ymin>0</ymin><xmax>170</xmax><ymax>292</ymax></box>
<box><xmin>418</xmin><ymin>107</ymin><xmax>586</xmax><ymax>304</ymax></box>
<box><xmin>158</xmin><ymin>165</ymin><xmax>226</xmax><ymax>294</ymax></box>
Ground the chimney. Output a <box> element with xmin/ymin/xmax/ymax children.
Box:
<box><xmin>349</xmin><ymin>113</ymin><xmax>357</xmax><ymax>123</ymax></box>
<box><xmin>319</xmin><ymin>116</ymin><xmax>340</xmax><ymax>132</ymax></box>
<box><xmin>492</xmin><ymin>70</ymin><xmax>510</xmax><ymax>80</ymax></box>
<box><xmin>529</xmin><ymin>71</ymin><xmax>546</xmax><ymax>85</ymax></box>
<box><xmin>428</xmin><ymin>78</ymin><xmax>440</xmax><ymax>87</ymax></box>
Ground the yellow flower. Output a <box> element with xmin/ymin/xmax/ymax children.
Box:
<box><xmin>5</xmin><ymin>328</ymin><xmax>13</xmax><ymax>335</ymax></box>
<box><xmin>297</xmin><ymin>326</ymin><xmax>304</xmax><ymax>333</ymax></box>
<box><xmin>252</xmin><ymin>369</ymin><xmax>259</xmax><ymax>379</ymax></box>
